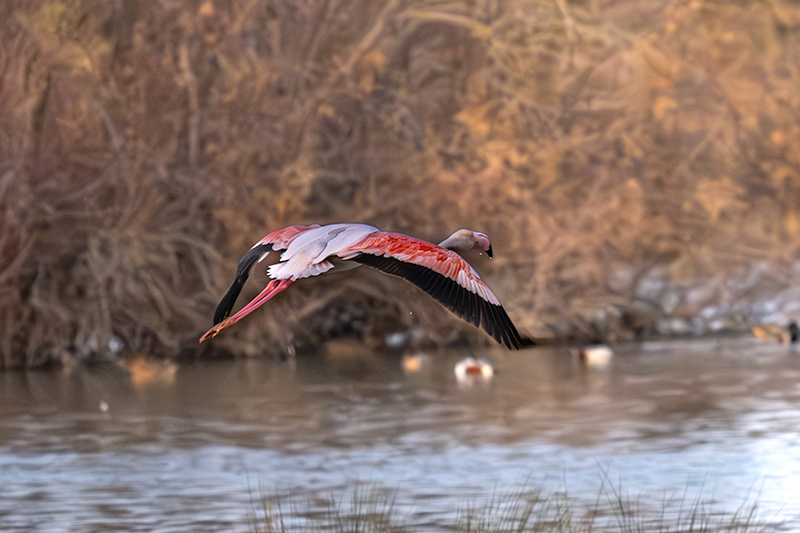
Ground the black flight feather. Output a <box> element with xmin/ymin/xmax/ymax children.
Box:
<box><xmin>213</xmin><ymin>243</ymin><xmax>273</xmax><ymax>325</ymax></box>
<box><xmin>352</xmin><ymin>253</ymin><xmax>533</xmax><ymax>349</ymax></box>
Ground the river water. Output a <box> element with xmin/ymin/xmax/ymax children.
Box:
<box><xmin>1</xmin><ymin>336</ymin><xmax>799</xmax><ymax>531</ymax></box>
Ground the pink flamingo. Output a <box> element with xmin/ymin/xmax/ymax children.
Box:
<box><xmin>200</xmin><ymin>223</ymin><xmax>533</xmax><ymax>349</ymax></box>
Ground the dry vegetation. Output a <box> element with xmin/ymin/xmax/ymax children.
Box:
<box><xmin>2</xmin><ymin>0</ymin><xmax>800</xmax><ymax>367</ymax></box>
<box><xmin>248</xmin><ymin>481</ymin><xmax>778</xmax><ymax>533</ymax></box>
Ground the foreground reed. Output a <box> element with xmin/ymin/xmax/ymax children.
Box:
<box><xmin>247</xmin><ymin>480</ymin><xmax>781</xmax><ymax>533</ymax></box>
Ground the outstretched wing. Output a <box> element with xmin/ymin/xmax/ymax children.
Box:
<box><xmin>346</xmin><ymin>233</ymin><xmax>533</xmax><ymax>349</ymax></box>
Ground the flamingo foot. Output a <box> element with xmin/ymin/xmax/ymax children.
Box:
<box><xmin>199</xmin><ymin>318</ymin><xmax>237</xmax><ymax>342</ymax></box>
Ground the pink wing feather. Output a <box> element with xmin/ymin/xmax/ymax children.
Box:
<box><xmin>345</xmin><ymin>233</ymin><xmax>500</xmax><ymax>304</ymax></box>
<box><xmin>345</xmin><ymin>232</ymin><xmax>530</xmax><ymax>349</ymax></box>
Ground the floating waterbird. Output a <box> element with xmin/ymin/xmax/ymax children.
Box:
<box><xmin>454</xmin><ymin>357</ymin><xmax>495</xmax><ymax>382</ymax></box>
<box><xmin>401</xmin><ymin>352</ymin><xmax>432</xmax><ymax>374</ymax></box>
<box><xmin>571</xmin><ymin>343</ymin><xmax>613</xmax><ymax>368</ymax></box>
<box><xmin>751</xmin><ymin>321</ymin><xmax>800</xmax><ymax>345</ymax></box>
<box><xmin>124</xmin><ymin>354</ymin><xmax>178</xmax><ymax>389</ymax></box>
<box><xmin>200</xmin><ymin>223</ymin><xmax>533</xmax><ymax>349</ymax></box>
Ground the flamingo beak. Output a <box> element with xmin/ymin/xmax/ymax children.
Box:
<box><xmin>486</xmin><ymin>244</ymin><xmax>493</xmax><ymax>259</ymax></box>
<box><xmin>212</xmin><ymin>243</ymin><xmax>273</xmax><ymax>324</ymax></box>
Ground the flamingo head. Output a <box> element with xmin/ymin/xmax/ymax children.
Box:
<box><xmin>439</xmin><ymin>229</ymin><xmax>493</xmax><ymax>258</ymax></box>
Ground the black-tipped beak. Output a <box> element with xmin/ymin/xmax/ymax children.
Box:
<box><xmin>213</xmin><ymin>243</ymin><xmax>273</xmax><ymax>325</ymax></box>
<box><xmin>486</xmin><ymin>244</ymin><xmax>493</xmax><ymax>259</ymax></box>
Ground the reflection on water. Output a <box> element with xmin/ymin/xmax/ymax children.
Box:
<box><xmin>1</xmin><ymin>337</ymin><xmax>799</xmax><ymax>531</ymax></box>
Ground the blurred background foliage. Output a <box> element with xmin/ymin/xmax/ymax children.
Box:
<box><xmin>2</xmin><ymin>0</ymin><xmax>800</xmax><ymax>367</ymax></box>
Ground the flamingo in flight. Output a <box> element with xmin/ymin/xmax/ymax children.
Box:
<box><xmin>199</xmin><ymin>223</ymin><xmax>533</xmax><ymax>349</ymax></box>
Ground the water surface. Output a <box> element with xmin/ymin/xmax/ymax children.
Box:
<box><xmin>1</xmin><ymin>336</ymin><xmax>799</xmax><ymax>531</ymax></box>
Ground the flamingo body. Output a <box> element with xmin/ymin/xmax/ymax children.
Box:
<box><xmin>269</xmin><ymin>223</ymin><xmax>379</xmax><ymax>280</ymax></box>
<box><xmin>201</xmin><ymin>223</ymin><xmax>533</xmax><ymax>349</ymax></box>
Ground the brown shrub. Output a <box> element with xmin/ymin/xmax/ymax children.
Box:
<box><xmin>2</xmin><ymin>0</ymin><xmax>800</xmax><ymax>366</ymax></box>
